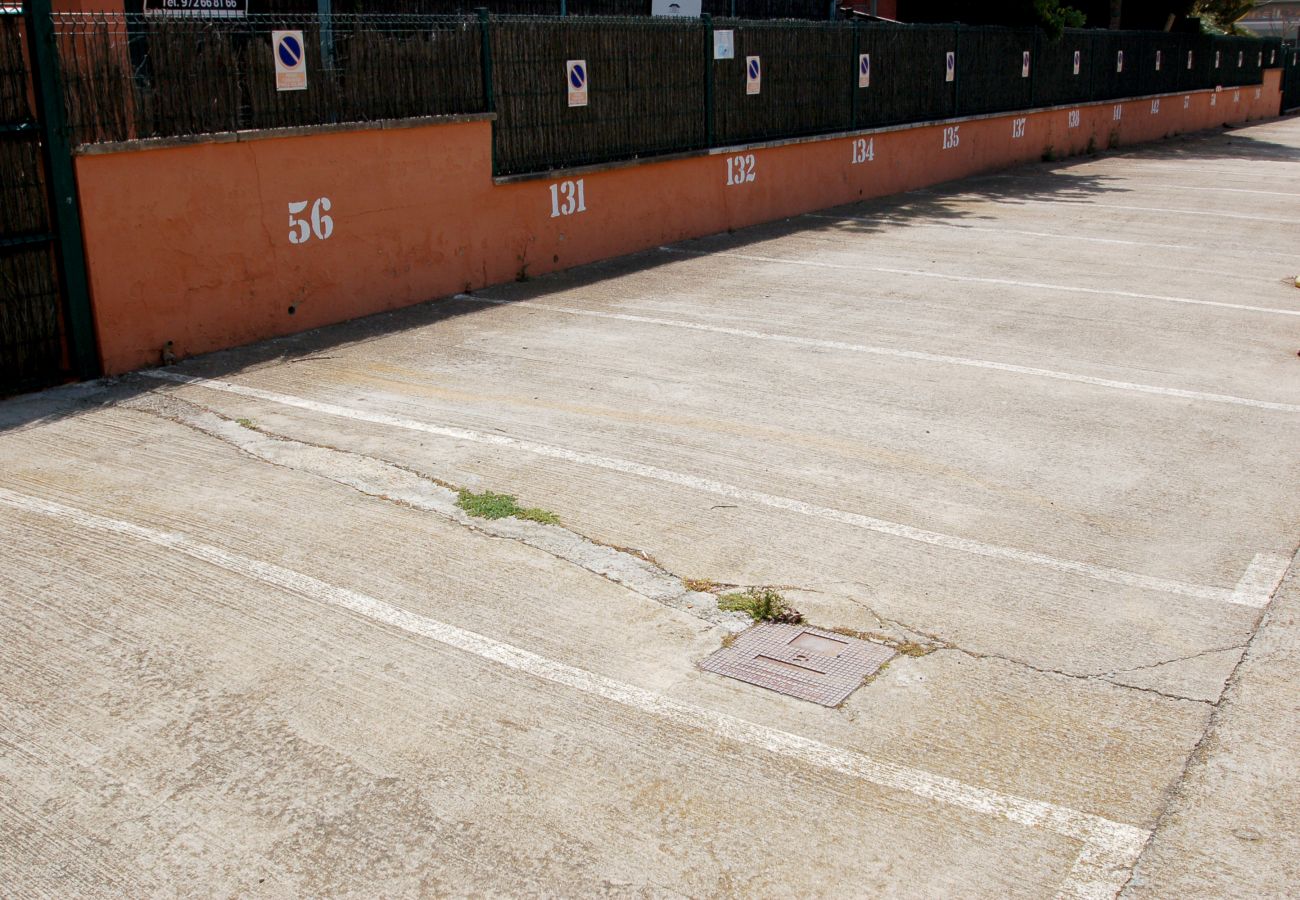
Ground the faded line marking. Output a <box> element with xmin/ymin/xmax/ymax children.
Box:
<box><xmin>454</xmin><ymin>295</ymin><xmax>1300</xmax><ymax>415</ymax></box>
<box><xmin>659</xmin><ymin>248</ymin><xmax>1300</xmax><ymax>318</ymax></box>
<box><xmin>802</xmin><ymin>213</ymin><xmax>1295</xmax><ymax>260</ymax></box>
<box><xmin>0</xmin><ymin>484</ymin><xmax>1150</xmax><ymax>899</ymax></box>
<box><xmin>1228</xmin><ymin>553</ymin><xmax>1293</xmax><ymax>609</ymax></box>
<box><xmin>1013</xmin><ymin>198</ymin><xmax>1300</xmax><ymax>224</ymax></box>
<box><xmin>142</xmin><ymin>371</ymin><xmax>1243</xmax><ymax>606</ymax></box>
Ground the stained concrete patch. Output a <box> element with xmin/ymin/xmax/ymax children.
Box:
<box><xmin>699</xmin><ymin>623</ymin><xmax>895</xmax><ymax>706</ymax></box>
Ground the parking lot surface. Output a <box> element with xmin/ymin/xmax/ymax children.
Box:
<box><xmin>3</xmin><ymin>118</ymin><xmax>1299</xmax><ymax>898</ymax></box>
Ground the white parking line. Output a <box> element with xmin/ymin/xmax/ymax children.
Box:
<box><xmin>142</xmin><ymin>371</ymin><xmax>1255</xmax><ymax>607</ymax></box>
<box><xmin>659</xmin><ymin>247</ymin><xmax>1300</xmax><ymax>318</ymax></box>
<box><xmin>1229</xmin><ymin>553</ymin><xmax>1294</xmax><ymax>609</ymax></box>
<box><xmin>0</xmin><ymin>485</ymin><xmax>1150</xmax><ymax>899</ymax></box>
<box><xmin>1012</xmin><ymin>198</ymin><xmax>1300</xmax><ymax>224</ymax></box>
<box><xmin>803</xmin><ymin>213</ymin><xmax>1297</xmax><ymax>261</ymax></box>
<box><xmin>453</xmin><ymin>295</ymin><xmax>1300</xmax><ymax>415</ymax></box>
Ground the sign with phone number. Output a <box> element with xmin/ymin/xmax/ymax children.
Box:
<box><xmin>145</xmin><ymin>0</ymin><xmax>246</xmax><ymax>18</ymax></box>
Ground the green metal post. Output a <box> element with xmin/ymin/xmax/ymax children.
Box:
<box><xmin>828</xmin><ymin>0</ymin><xmax>836</xmax><ymax>21</ymax></box>
<box><xmin>24</xmin><ymin>0</ymin><xmax>98</xmax><ymax>379</ymax></box>
<box><xmin>703</xmin><ymin>14</ymin><xmax>714</xmax><ymax>149</ymax></box>
<box><xmin>317</xmin><ymin>0</ymin><xmax>334</xmax><ymax>71</ymax></box>
<box><xmin>477</xmin><ymin>9</ymin><xmax>495</xmax><ymax>173</ymax></box>
<box><xmin>560</xmin><ymin>0</ymin><xmax>567</xmax><ymax>17</ymax></box>
<box><xmin>952</xmin><ymin>24</ymin><xmax>961</xmax><ymax>117</ymax></box>
<box><xmin>850</xmin><ymin>20</ymin><xmax>859</xmax><ymax>130</ymax></box>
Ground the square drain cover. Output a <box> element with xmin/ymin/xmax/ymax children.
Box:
<box><xmin>699</xmin><ymin>623</ymin><xmax>894</xmax><ymax>707</ymax></box>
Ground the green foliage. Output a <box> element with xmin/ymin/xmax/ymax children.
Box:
<box><xmin>1036</xmin><ymin>0</ymin><xmax>1087</xmax><ymax>40</ymax></box>
<box><xmin>1193</xmin><ymin>0</ymin><xmax>1256</xmax><ymax>33</ymax></box>
<box><xmin>718</xmin><ymin>588</ymin><xmax>804</xmax><ymax>624</ymax></box>
<box><xmin>456</xmin><ymin>489</ymin><xmax>560</xmax><ymax>525</ymax></box>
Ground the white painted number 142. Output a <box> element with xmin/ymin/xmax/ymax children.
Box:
<box><xmin>288</xmin><ymin>198</ymin><xmax>333</xmax><ymax>244</ymax></box>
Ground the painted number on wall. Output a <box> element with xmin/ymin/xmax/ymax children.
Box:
<box><xmin>1068</xmin><ymin>109</ymin><xmax>1081</xmax><ymax>129</ymax></box>
<box><xmin>850</xmin><ymin>137</ymin><xmax>875</xmax><ymax>164</ymax></box>
<box><xmin>288</xmin><ymin>198</ymin><xmax>333</xmax><ymax>244</ymax></box>
<box><xmin>1183</xmin><ymin>95</ymin><xmax>1190</xmax><ymax>109</ymax></box>
<box><xmin>1011</xmin><ymin>117</ymin><xmax>1026</xmax><ymax>139</ymax></box>
<box><xmin>1112</xmin><ymin>104</ymin><xmax>1123</xmax><ymax>121</ymax></box>
<box><xmin>942</xmin><ymin>125</ymin><xmax>960</xmax><ymax>150</ymax></box>
<box><xmin>549</xmin><ymin>179</ymin><xmax>587</xmax><ymax>218</ymax></box>
<box><xmin>726</xmin><ymin>153</ymin><xmax>757</xmax><ymax>185</ymax></box>
<box><xmin>1150</xmin><ymin>98</ymin><xmax>1159</xmax><ymax>114</ymax></box>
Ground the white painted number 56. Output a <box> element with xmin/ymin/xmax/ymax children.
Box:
<box><xmin>288</xmin><ymin>197</ymin><xmax>334</xmax><ymax>244</ymax></box>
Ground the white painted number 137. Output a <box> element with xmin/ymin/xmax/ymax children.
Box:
<box><xmin>288</xmin><ymin>198</ymin><xmax>333</xmax><ymax>244</ymax></box>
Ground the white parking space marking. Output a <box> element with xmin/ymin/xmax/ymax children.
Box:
<box><xmin>0</xmin><ymin>485</ymin><xmax>1150</xmax><ymax>899</ymax></box>
<box><xmin>454</xmin><ymin>295</ymin><xmax>1300</xmax><ymax>415</ymax></box>
<box><xmin>1229</xmin><ymin>553</ymin><xmax>1293</xmax><ymax>609</ymax></box>
<box><xmin>1012</xmin><ymin>198</ymin><xmax>1300</xmax><ymax>224</ymax></box>
<box><xmin>660</xmin><ymin>247</ymin><xmax>1300</xmax><ymax>318</ymax></box>
<box><xmin>143</xmin><ymin>371</ymin><xmax>1256</xmax><ymax>606</ymax></box>
<box><xmin>803</xmin><ymin>213</ymin><xmax>1298</xmax><ymax>261</ymax></box>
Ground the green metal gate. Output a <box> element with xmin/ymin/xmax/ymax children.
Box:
<box><xmin>0</xmin><ymin>0</ymin><xmax>96</xmax><ymax>396</ymax></box>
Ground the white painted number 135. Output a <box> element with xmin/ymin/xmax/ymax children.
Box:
<box><xmin>288</xmin><ymin>198</ymin><xmax>334</xmax><ymax>244</ymax></box>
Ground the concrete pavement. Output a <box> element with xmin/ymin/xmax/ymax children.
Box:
<box><xmin>2</xmin><ymin>118</ymin><xmax>1298</xmax><ymax>897</ymax></box>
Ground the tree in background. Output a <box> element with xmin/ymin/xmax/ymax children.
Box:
<box><xmin>1192</xmin><ymin>0</ymin><xmax>1257</xmax><ymax>32</ymax></box>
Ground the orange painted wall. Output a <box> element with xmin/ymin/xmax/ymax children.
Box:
<box><xmin>75</xmin><ymin>73</ymin><xmax>1284</xmax><ymax>375</ymax></box>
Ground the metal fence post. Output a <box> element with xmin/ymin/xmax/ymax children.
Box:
<box><xmin>477</xmin><ymin>8</ymin><xmax>495</xmax><ymax>174</ymax></box>
<box><xmin>703</xmin><ymin>14</ymin><xmax>714</xmax><ymax>149</ymax></box>
<box><xmin>827</xmin><ymin>0</ymin><xmax>836</xmax><ymax>22</ymax></box>
<box><xmin>478</xmin><ymin>8</ymin><xmax>494</xmax><ymax>113</ymax></box>
<box><xmin>24</xmin><ymin>0</ymin><xmax>98</xmax><ymax>379</ymax></box>
<box><xmin>850</xmin><ymin>19</ymin><xmax>859</xmax><ymax>130</ymax></box>
<box><xmin>952</xmin><ymin>24</ymin><xmax>961</xmax><ymax>117</ymax></box>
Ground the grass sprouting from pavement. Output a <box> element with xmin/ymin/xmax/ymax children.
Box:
<box><xmin>456</xmin><ymin>489</ymin><xmax>560</xmax><ymax>525</ymax></box>
<box><xmin>718</xmin><ymin>587</ymin><xmax>803</xmax><ymax>624</ymax></box>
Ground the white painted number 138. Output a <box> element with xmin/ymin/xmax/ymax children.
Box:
<box><xmin>288</xmin><ymin>198</ymin><xmax>333</xmax><ymax>244</ymax></box>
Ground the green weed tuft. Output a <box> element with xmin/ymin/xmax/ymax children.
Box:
<box><xmin>718</xmin><ymin>587</ymin><xmax>803</xmax><ymax>624</ymax></box>
<box><xmin>456</xmin><ymin>489</ymin><xmax>559</xmax><ymax>525</ymax></box>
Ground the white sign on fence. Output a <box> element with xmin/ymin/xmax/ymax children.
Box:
<box><xmin>1116</xmin><ymin>50</ymin><xmax>1123</xmax><ymax>73</ymax></box>
<box><xmin>858</xmin><ymin>53</ymin><xmax>870</xmax><ymax>88</ymax></box>
<box><xmin>1021</xmin><ymin>50</ymin><xmax>1030</xmax><ymax>78</ymax></box>
<box><xmin>945</xmin><ymin>51</ymin><xmax>955</xmax><ymax>82</ymax></box>
<box><xmin>1072</xmin><ymin>49</ymin><xmax>1080</xmax><ymax>75</ymax></box>
<box><xmin>1155</xmin><ymin>50</ymin><xmax>1161</xmax><ymax>71</ymax></box>
<box><xmin>566</xmin><ymin>59</ymin><xmax>588</xmax><ymax>107</ymax></box>
<box><xmin>746</xmin><ymin>55</ymin><xmax>761</xmax><ymax>95</ymax></box>
<box><xmin>272</xmin><ymin>30</ymin><xmax>307</xmax><ymax>92</ymax></box>
<box><xmin>651</xmin><ymin>0</ymin><xmax>701</xmax><ymax>16</ymax></box>
<box><xmin>713</xmin><ymin>29</ymin><xmax>734</xmax><ymax>60</ymax></box>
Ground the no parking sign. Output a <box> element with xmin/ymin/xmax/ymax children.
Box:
<box><xmin>273</xmin><ymin>30</ymin><xmax>307</xmax><ymax>92</ymax></box>
<box><xmin>945</xmin><ymin>50</ymin><xmax>955</xmax><ymax>82</ymax></box>
<box><xmin>746</xmin><ymin>55</ymin><xmax>761</xmax><ymax>95</ymax></box>
<box><xmin>567</xmin><ymin>59</ymin><xmax>588</xmax><ymax>107</ymax></box>
<box><xmin>858</xmin><ymin>53</ymin><xmax>870</xmax><ymax>88</ymax></box>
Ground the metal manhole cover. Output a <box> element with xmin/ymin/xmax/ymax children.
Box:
<box><xmin>699</xmin><ymin>623</ymin><xmax>895</xmax><ymax>707</ymax></box>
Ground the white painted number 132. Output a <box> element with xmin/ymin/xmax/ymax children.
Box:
<box><xmin>288</xmin><ymin>198</ymin><xmax>333</xmax><ymax>244</ymax></box>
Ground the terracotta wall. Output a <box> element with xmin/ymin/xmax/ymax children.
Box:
<box><xmin>75</xmin><ymin>71</ymin><xmax>1283</xmax><ymax>375</ymax></box>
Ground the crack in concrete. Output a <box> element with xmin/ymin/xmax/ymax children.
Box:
<box><xmin>1118</xmin><ymin>548</ymin><xmax>1299</xmax><ymax>896</ymax></box>
<box><xmin>125</xmin><ymin>392</ymin><xmax>1250</xmax><ymax>707</ymax></box>
<box><xmin>123</xmin><ymin>394</ymin><xmax>753</xmax><ymax>633</ymax></box>
<box><xmin>838</xmin><ymin>593</ymin><xmax>1229</xmax><ymax>705</ymax></box>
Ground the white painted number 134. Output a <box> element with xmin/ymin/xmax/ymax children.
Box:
<box><xmin>288</xmin><ymin>198</ymin><xmax>333</xmax><ymax>244</ymax></box>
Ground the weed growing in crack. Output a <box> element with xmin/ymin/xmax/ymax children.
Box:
<box><xmin>236</xmin><ymin>418</ymin><xmax>256</xmax><ymax>429</ymax></box>
<box><xmin>684</xmin><ymin>578</ymin><xmax>719</xmax><ymax>593</ymax></box>
<box><xmin>456</xmin><ymin>489</ymin><xmax>560</xmax><ymax>525</ymax></box>
<box><xmin>718</xmin><ymin>587</ymin><xmax>803</xmax><ymax>624</ymax></box>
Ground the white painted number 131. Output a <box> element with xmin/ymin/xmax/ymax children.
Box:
<box><xmin>288</xmin><ymin>198</ymin><xmax>333</xmax><ymax>244</ymax></box>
